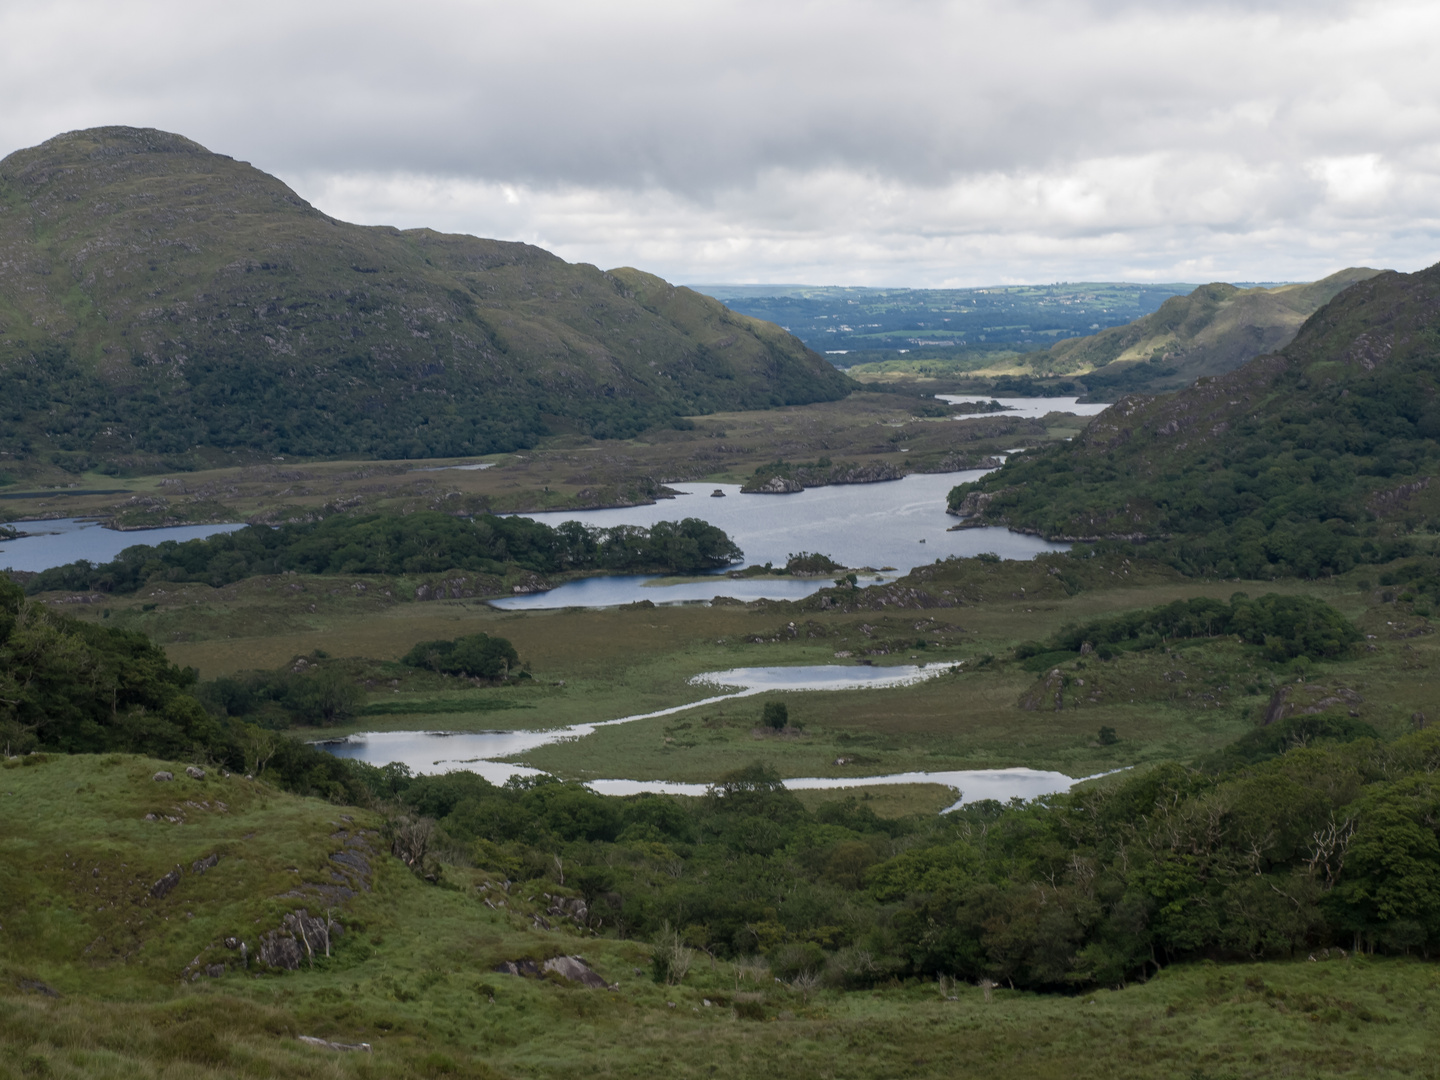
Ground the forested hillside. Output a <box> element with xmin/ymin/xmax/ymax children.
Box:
<box><xmin>1029</xmin><ymin>268</ymin><xmax>1381</xmax><ymax>396</ymax></box>
<box><xmin>948</xmin><ymin>263</ymin><xmax>1440</xmax><ymax>577</ymax></box>
<box><xmin>0</xmin><ymin>127</ymin><xmax>850</xmax><ymax>471</ymax></box>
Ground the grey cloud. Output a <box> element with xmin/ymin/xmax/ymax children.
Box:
<box><xmin>5</xmin><ymin>0</ymin><xmax>1422</xmax><ymax>188</ymax></box>
<box><xmin>1</xmin><ymin>0</ymin><xmax>1436</xmax><ymax>283</ymax></box>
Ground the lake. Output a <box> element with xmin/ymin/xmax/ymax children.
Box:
<box><xmin>319</xmin><ymin>662</ymin><xmax>1089</xmax><ymax>809</ymax></box>
<box><xmin>0</xmin><ymin>517</ymin><xmax>247</xmax><ymax>574</ymax></box>
<box><xmin>937</xmin><ymin>394</ymin><xmax>1111</xmax><ymax>420</ymax></box>
<box><xmin>491</xmin><ymin>472</ymin><xmax>1066</xmax><ymax>609</ymax></box>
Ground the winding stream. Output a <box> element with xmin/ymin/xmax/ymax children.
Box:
<box><xmin>320</xmin><ymin>663</ymin><xmax>1087</xmax><ymax>810</ymax></box>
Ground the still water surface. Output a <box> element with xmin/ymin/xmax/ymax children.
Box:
<box><xmin>937</xmin><ymin>394</ymin><xmax>1111</xmax><ymax>420</ymax></box>
<box><xmin>0</xmin><ymin>517</ymin><xmax>247</xmax><ymax>574</ymax></box>
<box><xmin>320</xmin><ymin>663</ymin><xmax>1085</xmax><ymax>809</ymax></box>
<box><xmin>492</xmin><ymin>472</ymin><xmax>1066</xmax><ymax>609</ymax></box>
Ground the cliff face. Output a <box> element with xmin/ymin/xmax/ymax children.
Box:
<box><xmin>0</xmin><ymin>127</ymin><xmax>851</xmax><ymax>467</ymax></box>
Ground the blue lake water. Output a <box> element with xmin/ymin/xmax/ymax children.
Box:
<box><xmin>491</xmin><ymin>472</ymin><xmax>1066</xmax><ymax>609</ymax></box>
<box><xmin>318</xmin><ymin>662</ymin><xmax>1085</xmax><ymax>807</ymax></box>
<box><xmin>0</xmin><ymin>517</ymin><xmax>247</xmax><ymax>574</ymax></box>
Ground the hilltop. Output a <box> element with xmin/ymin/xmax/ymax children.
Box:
<box><xmin>837</xmin><ymin>270</ymin><xmax>1381</xmax><ymax>398</ymax></box>
<box><xmin>948</xmin><ymin>262</ymin><xmax>1440</xmax><ymax>577</ymax></box>
<box><xmin>1025</xmin><ymin>268</ymin><xmax>1383</xmax><ymax>395</ymax></box>
<box><xmin>0</xmin><ymin>127</ymin><xmax>850</xmax><ymax>472</ymax></box>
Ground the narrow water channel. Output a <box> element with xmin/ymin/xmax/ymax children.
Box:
<box><xmin>319</xmin><ymin>663</ymin><xmax>1088</xmax><ymax>810</ymax></box>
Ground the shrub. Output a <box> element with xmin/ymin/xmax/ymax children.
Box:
<box><xmin>402</xmin><ymin>633</ymin><xmax>520</xmax><ymax>680</ymax></box>
<box><xmin>761</xmin><ymin>701</ymin><xmax>789</xmax><ymax>730</ymax></box>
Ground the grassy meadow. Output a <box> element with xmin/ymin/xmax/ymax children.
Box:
<box><xmin>42</xmin><ymin>545</ymin><xmax>1435</xmax><ymax>785</ymax></box>
<box><xmin>4</xmin><ymin>752</ymin><xmax>1439</xmax><ymax>1080</ymax></box>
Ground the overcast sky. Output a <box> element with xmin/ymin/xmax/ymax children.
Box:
<box><xmin>3</xmin><ymin>0</ymin><xmax>1438</xmax><ymax>286</ymax></box>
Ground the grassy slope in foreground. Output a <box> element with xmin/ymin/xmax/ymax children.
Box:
<box><xmin>0</xmin><ymin>127</ymin><xmax>849</xmax><ymax>469</ymax></box>
<box><xmin>947</xmin><ymin>262</ymin><xmax>1440</xmax><ymax>576</ymax></box>
<box><xmin>3</xmin><ymin>754</ymin><xmax>1439</xmax><ymax>1080</ymax></box>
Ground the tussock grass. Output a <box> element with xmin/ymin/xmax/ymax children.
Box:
<box><xmin>5</xmin><ymin>756</ymin><xmax>1440</xmax><ymax>1078</ymax></box>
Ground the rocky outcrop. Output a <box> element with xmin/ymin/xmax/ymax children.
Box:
<box><xmin>191</xmin><ymin>853</ymin><xmax>219</xmax><ymax>875</ymax></box>
<box><xmin>495</xmin><ymin>955</ymin><xmax>612</xmax><ymax>989</ymax></box>
<box><xmin>544</xmin><ymin>894</ymin><xmax>590</xmax><ymax>926</ymax></box>
<box><xmin>543</xmin><ymin>956</ymin><xmax>609</xmax><ymax>988</ymax></box>
<box><xmin>745</xmin><ymin>475</ymin><xmax>804</xmax><ymax>494</ymax></box>
<box><xmin>149</xmin><ymin>866</ymin><xmax>182</xmax><ymax>899</ymax></box>
<box><xmin>259</xmin><ymin>909</ymin><xmax>342</xmax><ymax>970</ymax></box>
<box><xmin>947</xmin><ymin>488</ymin><xmax>1000</xmax><ymax>518</ymax></box>
<box><xmin>1020</xmin><ymin>669</ymin><xmax>1068</xmax><ymax>712</ymax></box>
<box><xmin>1262</xmin><ymin>685</ymin><xmax>1364</xmax><ymax>725</ymax></box>
<box><xmin>1367</xmin><ymin>477</ymin><xmax>1431</xmax><ymax>518</ymax></box>
<box><xmin>742</xmin><ymin>460</ymin><xmax>907</xmax><ymax>494</ymax></box>
<box><xmin>414</xmin><ymin>573</ymin><xmax>505</xmax><ymax>601</ymax></box>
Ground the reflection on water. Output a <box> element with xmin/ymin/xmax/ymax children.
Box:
<box><xmin>936</xmin><ymin>395</ymin><xmax>1111</xmax><ymax>421</ymax></box>
<box><xmin>324</xmin><ymin>664</ymin><xmax>959</xmax><ymax>778</ymax></box>
<box><xmin>587</xmin><ymin>769</ymin><xmax>1082</xmax><ymax>811</ymax></box>
<box><xmin>318</xmin><ymin>661</ymin><xmax>1087</xmax><ymax>809</ymax></box>
<box><xmin>688</xmin><ymin>664</ymin><xmax>957</xmax><ymax>693</ymax></box>
<box><xmin>492</xmin><ymin>473</ymin><xmax>1066</xmax><ymax>609</ymax></box>
<box><xmin>0</xmin><ymin>517</ymin><xmax>247</xmax><ymax>574</ymax></box>
<box><xmin>493</xmin><ymin>573</ymin><xmax>833</xmax><ymax>609</ymax></box>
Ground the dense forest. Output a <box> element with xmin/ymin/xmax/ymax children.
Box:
<box><xmin>22</xmin><ymin>511</ymin><xmax>744</xmax><ymax>595</ymax></box>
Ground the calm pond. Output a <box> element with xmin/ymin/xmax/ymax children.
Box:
<box><xmin>0</xmin><ymin>517</ymin><xmax>247</xmax><ymax>574</ymax></box>
<box><xmin>320</xmin><ymin>663</ymin><xmax>1088</xmax><ymax>809</ymax></box>
<box><xmin>937</xmin><ymin>394</ymin><xmax>1111</xmax><ymax>420</ymax></box>
<box><xmin>492</xmin><ymin>472</ymin><xmax>1065</xmax><ymax>609</ymax></box>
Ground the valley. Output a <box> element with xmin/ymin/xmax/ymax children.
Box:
<box><xmin>4</xmin><ymin>126</ymin><xmax>1440</xmax><ymax>1080</ymax></box>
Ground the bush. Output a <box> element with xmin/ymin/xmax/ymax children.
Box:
<box><xmin>761</xmin><ymin>701</ymin><xmax>789</xmax><ymax>730</ymax></box>
<box><xmin>1043</xmin><ymin>593</ymin><xmax>1361</xmax><ymax>662</ymax></box>
<box><xmin>402</xmin><ymin>633</ymin><xmax>520</xmax><ymax>680</ymax></box>
<box><xmin>195</xmin><ymin>660</ymin><xmax>363</xmax><ymax>727</ymax></box>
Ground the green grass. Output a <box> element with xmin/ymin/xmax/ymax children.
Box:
<box><xmin>52</xmin><ymin>549</ymin><xmax>1436</xmax><ymax>782</ymax></box>
<box><xmin>4</xmin><ymin>753</ymin><xmax>1440</xmax><ymax>1080</ymax></box>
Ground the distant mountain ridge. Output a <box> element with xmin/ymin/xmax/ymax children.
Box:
<box><xmin>1025</xmin><ymin>269</ymin><xmax>1383</xmax><ymax>395</ymax></box>
<box><xmin>948</xmin><ymin>262</ymin><xmax>1440</xmax><ymax>578</ymax></box>
<box><xmin>0</xmin><ymin>127</ymin><xmax>850</xmax><ymax>470</ymax></box>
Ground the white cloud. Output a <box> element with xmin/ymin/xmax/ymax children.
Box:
<box><xmin>1</xmin><ymin>0</ymin><xmax>1438</xmax><ymax>284</ymax></box>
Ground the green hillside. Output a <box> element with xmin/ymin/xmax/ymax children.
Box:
<box><xmin>0</xmin><ymin>127</ymin><xmax>850</xmax><ymax>471</ymax></box>
<box><xmin>1023</xmin><ymin>268</ymin><xmax>1383</xmax><ymax>395</ymax></box>
<box><xmin>948</xmin><ymin>262</ymin><xmax>1440</xmax><ymax>577</ymax></box>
